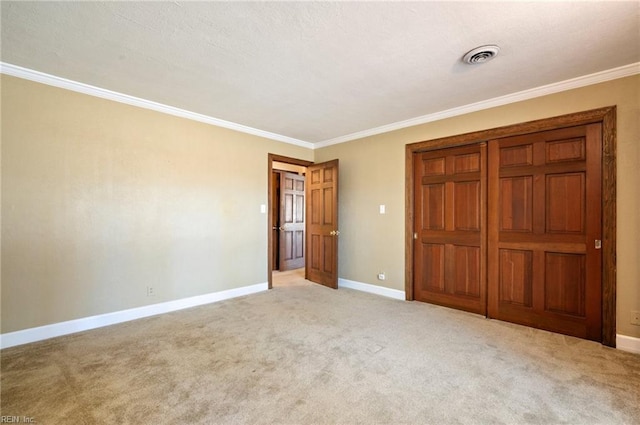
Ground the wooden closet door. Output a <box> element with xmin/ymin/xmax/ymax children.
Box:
<box><xmin>488</xmin><ymin>124</ymin><xmax>602</xmax><ymax>341</ymax></box>
<box><xmin>413</xmin><ymin>144</ymin><xmax>487</xmax><ymax>314</ymax></box>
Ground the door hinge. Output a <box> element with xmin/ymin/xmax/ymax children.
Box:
<box><xmin>595</xmin><ymin>239</ymin><xmax>602</xmax><ymax>249</ymax></box>
<box><xmin>413</xmin><ymin>232</ymin><xmax>418</xmax><ymax>240</ymax></box>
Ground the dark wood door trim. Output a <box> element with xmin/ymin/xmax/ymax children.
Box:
<box><xmin>272</xmin><ymin>170</ymin><xmax>282</xmax><ymax>271</ymax></box>
<box><xmin>268</xmin><ymin>154</ymin><xmax>313</xmax><ymax>289</ymax></box>
<box><xmin>405</xmin><ymin>106</ymin><xmax>616</xmax><ymax>346</ymax></box>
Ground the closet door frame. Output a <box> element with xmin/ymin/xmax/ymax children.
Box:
<box><xmin>405</xmin><ymin>106</ymin><xmax>616</xmax><ymax>347</ymax></box>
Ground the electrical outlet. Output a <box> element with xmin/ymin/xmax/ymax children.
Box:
<box><xmin>146</xmin><ymin>286</ymin><xmax>155</xmax><ymax>297</ymax></box>
<box><xmin>377</xmin><ymin>273</ymin><xmax>385</xmax><ymax>280</ymax></box>
<box><xmin>631</xmin><ymin>310</ymin><xmax>640</xmax><ymax>326</ymax></box>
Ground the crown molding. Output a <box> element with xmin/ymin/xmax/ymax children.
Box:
<box><xmin>0</xmin><ymin>62</ymin><xmax>314</xmax><ymax>149</ymax></box>
<box><xmin>315</xmin><ymin>62</ymin><xmax>640</xmax><ymax>149</ymax></box>
<box><xmin>3</xmin><ymin>61</ymin><xmax>638</xmax><ymax>150</ymax></box>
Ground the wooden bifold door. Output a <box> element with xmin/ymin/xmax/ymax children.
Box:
<box><xmin>412</xmin><ymin>116</ymin><xmax>608</xmax><ymax>343</ymax></box>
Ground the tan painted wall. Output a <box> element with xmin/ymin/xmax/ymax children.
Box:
<box><xmin>1</xmin><ymin>75</ymin><xmax>312</xmax><ymax>333</ymax></box>
<box><xmin>2</xmin><ymin>73</ymin><xmax>638</xmax><ymax>339</ymax></box>
<box><xmin>315</xmin><ymin>75</ymin><xmax>640</xmax><ymax>338</ymax></box>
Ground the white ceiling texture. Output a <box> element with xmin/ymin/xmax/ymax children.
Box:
<box><xmin>1</xmin><ymin>1</ymin><xmax>639</xmax><ymax>148</ymax></box>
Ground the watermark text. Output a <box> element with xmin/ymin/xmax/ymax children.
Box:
<box><xmin>0</xmin><ymin>417</ymin><xmax>36</xmax><ymax>423</ymax></box>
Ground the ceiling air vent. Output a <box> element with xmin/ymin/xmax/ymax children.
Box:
<box><xmin>462</xmin><ymin>45</ymin><xmax>500</xmax><ymax>65</ymax></box>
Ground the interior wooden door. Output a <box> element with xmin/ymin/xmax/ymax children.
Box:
<box><xmin>306</xmin><ymin>159</ymin><xmax>339</xmax><ymax>289</ymax></box>
<box><xmin>413</xmin><ymin>144</ymin><xmax>487</xmax><ymax>314</ymax></box>
<box><xmin>279</xmin><ymin>172</ymin><xmax>305</xmax><ymax>271</ymax></box>
<box><xmin>488</xmin><ymin>124</ymin><xmax>602</xmax><ymax>341</ymax></box>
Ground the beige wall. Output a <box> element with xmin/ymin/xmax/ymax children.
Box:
<box><xmin>1</xmin><ymin>75</ymin><xmax>312</xmax><ymax>333</ymax></box>
<box><xmin>315</xmin><ymin>75</ymin><xmax>640</xmax><ymax>338</ymax></box>
<box><xmin>2</xmin><ymin>73</ymin><xmax>638</xmax><ymax>340</ymax></box>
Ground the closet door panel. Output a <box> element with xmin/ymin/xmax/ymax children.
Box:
<box><xmin>488</xmin><ymin>125</ymin><xmax>602</xmax><ymax>341</ymax></box>
<box><xmin>413</xmin><ymin>144</ymin><xmax>487</xmax><ymax>314</ymax></box>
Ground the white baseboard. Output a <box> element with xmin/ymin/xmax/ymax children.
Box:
<box><xmin>4</xmin><ymin>281</ymin><xmax>634</xmax><ymax>354</ymax></box>
<box><xmin>0</xmin><ymin>282</ymin><xmax>268</xmax><ymax>350</ymax></box>
<box><xmin>338</xmin><ymin>278</ymin><xmax>405</xmax><ymax>300</ymax></box>
<box><xmin>616</xmin><ymin>334</ymin><xmax>640</xmax><ymax>354</ymax></box>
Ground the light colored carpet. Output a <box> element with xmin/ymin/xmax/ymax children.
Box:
<box><xmin>2</xmin><ymin>277</ymin><xmax>639</xmax><ymax>424</ymax></box>
<box><xmin>272</xmin><ymin>268</ymin><xmax>307</xmax><ymax>287</ymax></box>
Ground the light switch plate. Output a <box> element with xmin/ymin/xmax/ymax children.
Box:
<box><xmin>379</xmin><ymin>204</ymin><xmax>386</xmax><ymax>214</ymax></box>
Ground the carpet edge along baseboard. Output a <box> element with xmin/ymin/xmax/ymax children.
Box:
<box><xmin>0</xmin><ymin>282</ymin><xmax>268</xmax><ymax>349</ymax></box>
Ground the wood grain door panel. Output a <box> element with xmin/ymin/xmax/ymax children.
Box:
<box><xmin>414</xmin><ymin>144</ymin><xmax>487</xmax><ymax>314</ymax></box>
<box><xmin>488</xmin><ymin>124</ymin><xmax>602</xmax><ymax>341</ymax></box>
<box><xmin>406</xmin><ymin>107</ymin><xmax>615</xmax><ymax>346</ymax></box>
<box><xmin>306</xmin><ymin>160</ymin><xmax>339</xmax><ymax>289</ymax></box>
<box><xmin>279</xmin><ymin>172</ymin><xmax>305</xmax><ymax>271</ymax></box>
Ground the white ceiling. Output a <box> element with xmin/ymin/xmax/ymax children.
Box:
<box><xmin>2</xmin><ymin>1</ymin><xmax>639</xmax><ymax>146</ymax></box>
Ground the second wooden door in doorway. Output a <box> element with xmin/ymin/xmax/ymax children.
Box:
<box><xmin>279</xmin><ymin>172</ymin><xmax>305</xmax><ymax>271</ymax></box>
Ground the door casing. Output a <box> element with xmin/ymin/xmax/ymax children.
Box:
<box><xmin>405</xmin><ymin>107</ymin><xmax>617</xmax><ymax>347</ymax></box>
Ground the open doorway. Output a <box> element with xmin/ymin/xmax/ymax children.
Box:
<box><xmin>268</xmin><ymin>154</ymin><xmax>313</xmax><ymax>289</ymax></box>
<box><xmin>268</xmin><ymin>154</ymin><xmax>340</xmax><ymax>290</ymax></box>
<box><xmin>272</xmin><ymin>163</ymin><xmax>306</xmax><ymax>271</ymax></box>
